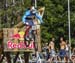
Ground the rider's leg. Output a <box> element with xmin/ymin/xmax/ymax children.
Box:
<box><xmin>24</xmin><ymin>26</ymin><xmax>31</xmax><ymax>47</ymax></box>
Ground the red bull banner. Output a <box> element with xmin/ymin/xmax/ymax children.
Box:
<box><xmin>3</xmin><ymin>28</ymin><xmax>34</xmax><ymax>52</ymax></box>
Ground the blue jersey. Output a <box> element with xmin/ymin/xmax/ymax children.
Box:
<box><xmin>22</xmin><ymin>9</ymin><xmax>43</xmax><ymax>25</ymax></box>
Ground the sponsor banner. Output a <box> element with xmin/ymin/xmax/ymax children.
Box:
<box><xmin>3</xmin><ymin>27</ymin><xmax>40</xmax><ymax>52</ymax></box>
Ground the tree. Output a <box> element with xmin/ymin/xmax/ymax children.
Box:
<box><xmin>0</xmin><ymin>0</ymin><xmax>75</xmax><ymax>46</ymax></box>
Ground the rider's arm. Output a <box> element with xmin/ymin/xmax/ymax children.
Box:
<box><xmin>22</xmin><ymin>10</ymin><xmax>31</xmax><ymax>24</ymax></box>
<box><xmin>22</xmin><ymin>14</ymin><xmax>26</xmax><ymax>24</ymax></box>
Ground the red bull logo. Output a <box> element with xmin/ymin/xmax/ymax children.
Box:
<box><xmin>11</xmin><ymin>31</ymin><xmax>25</xmax><ymax>40</ymax></box>
<box><xmin>7</xmin><ymin>31</ymin><xmax>26</xmax><ymax>49</ymax></box>
<box><xmin>12</xmin><ymin>33</ymin><xmax>20</xmax><ymax>39</ymax></box>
